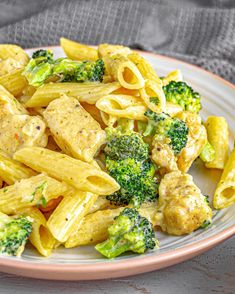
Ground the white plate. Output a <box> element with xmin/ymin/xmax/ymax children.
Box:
<box><xmin>0</xmin><ymin>47</ymin><xmax>234</xmax><ymax>280</ymax></box>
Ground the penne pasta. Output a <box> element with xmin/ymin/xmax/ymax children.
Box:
<box><xmin>0</xmin><ymin>173</ymin><xmax>69</xmax><ymax>214</ymax></box>
<box><xmin>213</xmin><ymin>148</ymin><xmax>235</xmax><ymax>209</ymax></box>
<box><xmin>25</xmin><ymin>82</ymin><xmax>121</xmax><ymax>107</ymax></box>
<box><xmin>162</xmin><ymin>69</ymin><xmax>183</xmax><ymax>86</ymax></box>
<box><xmin>128</xmin><ymin>53</ymin><xmax>162</xmax><ymax>85</ymax></box>
<box><xmin>43</xmin><ymin>96</ymin><xmax>106</xmax><ymax>162</ymax></box>
<box><xmin>14</xmin><ymin>147</ymin><xmax>120</xmax><ymax>195</ymax></box>
<box><xmin>139</xmin><ymin>79</ymin><xmax>166</xmax><ymax>113</ymax></box>
<box><xmin>98</xmin><ymin>44</ymin><xmax>132</xmax><ymax>58</ymax></box>
<box><xmin>205</xmin><ymin>116</ymin><xmax>229</xmax><ymax>169</ymax></box>
<box><xmin>47</xmin><ymin>190</ymin><xmax>98</xmax><ymax>242</ymax></box>
<box><xmin>19</xmin><ymin>207</ymin><xmax>56</xmax><ymax>257</ymax></box>
<box><xmin>107</xmin><ymin>55</ymin><xmax>145</xmax><ymax>89</ymax></box>
<box><xmin>0</xmin><ymin>68</ymin><xmax>28</xmax><ymax>97</ymax></box>
<box><xmin>0</xmin><ymin>84</ymin><xmax>28</xmax><ymax>119</ymax></box>
<box><xmin>60</xmin><ymin>37</ymin><xmax>98</xmax><ymax>61</ymax></box>
<box><xmin>0</xmin><ymin>150</ymin><xmax>36</xmax><ymax>185</ymax></box>
<box><xmin>96</xmin><ymin>94</ymin><xmax>147</xmax><ymax>121</ymax></box>
<box><xmin>65</xmin><ymin>206</ymin><xmax>157</xmax><ymax>248</ymax></box>
<box><xmin>100</xmin><ymin>110</ymin><xmax>117</xmax><ymax>126</ymax></box>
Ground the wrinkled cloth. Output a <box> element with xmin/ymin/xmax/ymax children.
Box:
<box><xmin>0</xmin><ymin>0</ymin><xmax>235</xmax><ymax>83</ymax></box>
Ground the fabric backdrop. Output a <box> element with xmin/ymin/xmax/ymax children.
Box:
<box><xmin>0</xmin><ymin>0</ymin><xmax>235</xmax><ymax>83</ymax></box>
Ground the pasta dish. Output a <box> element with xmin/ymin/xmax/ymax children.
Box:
<box><xmin>0</xmin><ymin>38</ymin><xmax>233</xmax><ymax>259</ymax></box>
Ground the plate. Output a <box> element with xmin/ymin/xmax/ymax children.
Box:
<box><xmin>0</xmin><ymin>46</ymin><xmax>234</xmax><ymax>280</ymax></box>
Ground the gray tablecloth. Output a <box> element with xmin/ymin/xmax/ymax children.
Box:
<box><xmin>1</xmin><ymin>0</ymin><xmax>235</xmax><ymax>83</ymax></box>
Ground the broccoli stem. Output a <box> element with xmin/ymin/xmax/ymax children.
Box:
<box><xmin>200</xmin><ymin>141</ymin><xmax>215</xmax><ymax>163</ymax></box>
<box><xmin>117</xmin><ymin>118</ymin><xmax>134</xmax><ymax>132</ymax></box>
<box><xmin>95</xmin><ymin>237</ymin><xmax>131</xmax><ymax>259</ymax></box>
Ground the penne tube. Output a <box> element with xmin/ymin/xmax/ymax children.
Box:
<box><xmin>213</xmin><ymin>148</ymin><xmax>235</xmax><ymax>209</ymax></box>
<box><xmin>47</xmin><ymin>191</ymin><xmax>98</xmax><ymax>242</ymax></box>
<box><xmin>205</xmin><ymin>116</ymin><xmax>229</xmax><ymax>169</ymax></box>
<box><xmin>98</xmin><ymin>44</ymin><xmax>132</xmax><ymax>58</ymax></box>
<box><xmin>0</xmin><ymin>84</ymin><xmax>28</xmax><ymax>119</ymax></box>
<box><xmin>19</xmin><ymin>207</ymin><xmax>56</xmax><ymax>257</ymax></box>
<box><xmin>165</xmin><ymin>102</ymin><xmax>183</xmax><ymax>117</ymax></box>
<box><xmin>0</xmin><ymin>150</ymin><xmax>36</xmax><ymax>185</ymax></box>
<box><xmin>96</xmin><ymin>94</ymin><xmax>147</xmax><ymax>121</ymax></box>
<box><xmin>43</xmin><ymin>96</ymin><xmax>106</xmax><ymax>162</ymax></box>
<box><xmin>0</xmin><ymin>44</ymin><xmax>29</xmax><ymax>66</ymax></box>
<box><xmin>0</xmin><ymin>68</ymin><xmax>28</xmax><ymax>97</ymax></box>
<box><xmin>65</xmin><ymin>206</ymin><xmax>157</xmax><ymax>248</ymax></box>
<box><xmin>60</xmin><ymin>37</ymin><xmax>98</xmax><ymax>61</ymax></box>
<box><xmin>14</xmin><ymin>147</ymin><xmax>120</xmax><ymax>195</ymax></box>
<box><xmin>162</xmin><ymin>69</ymin><xmax>183</xmax><ymax>86</ymax></box>
<box><xmin>139</xmin><ymin>79</ymin><xmax>166</xmax><ymax>113</ymax></box>
<box><xmin>100</xmin><ymin>110</ymin><xmax>117</xmax><ymax>126</ymax></box>
<box><xmin>87</xmin><ymin>196</ymin><xmax>116</xmax><ymax>214</ymax></box>
<box><xmin>25</xmin><ymin>82</ymin><xmax>121</xmax><ymax>107</ymax></box>
<box><xmin>128</xmin><ymin>53</ymin><xmax>162</xmax><ymax>85</ymax></box>
<box><xmin>107</xmin><ymin>55</ymin><xmax>145</xmax><ymax>89</ymax></box>
<box><xmin>0</xmin><ymin>173</ymin><xmax>69</xmax><ymax>214</ymax></box>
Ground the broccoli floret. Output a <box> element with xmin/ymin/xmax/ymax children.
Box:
<box><xmin>75</xmin><ymin>59</ymin><xmax>105</xmax><ymax>82</ymax></box>
<box><xmin>32</xmin><ymin>49</ymin><xmax>54</xmax><ymax>62</ymax></box>
<box><xmin>144</xmin><ymin>110</ymin><xmax>189</xmax><ymax>155</ymax></box>
<box><xmin>200</xmin><ymin>141</ymin><xmax>215</xmax><ymax>163</ymax></box>
<box><xmin>163</xmin><ymin>81</ymin><xmax>201</xmax><ymax>113</ymax></box>
<box><xmin>23</xmin><ymin>49</ymin><xmax>54</xmax><ymax>87</ymax></box>
<box><xmin>95</xmin><ymin>208</ymin><xmax>158</xmax><ymax>258</ymax></box>
<box><xmin>23</xmin><ymin>51</ymin><xmax>105</xmax><ymax>87</ymax></box>
<box><xmin>105</xmin><ymin>127</ymin><xmax>149</xmax><ymax>162</ymax></box>
<box><xmin>106</xmin><ymin>158</ymin><xmax>158</xmax><ymax>206</ymax></box>
<box><xmin>0</xmin><ymin>212</ymin><xmax>32</xmax><ymax>256</ymax></box>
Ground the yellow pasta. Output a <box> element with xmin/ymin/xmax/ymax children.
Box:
<box><xmin>162</xmin><ymin>69</ymin><xmax>183</xmax><ymax>86</ymax></box>
<box><xmin>0</xmin><ymin>150</ymin><xmax>36</xmax><ymax>185</ymax></box>
<box><xmin>0</xmin><ymin>84</ymin><xmax>28</xmax><ymax>119</ymax></box>
<box><xmin>128</xmin><ymin>53</ymin><xmax>162</xmax><ymax>85</ymax></box>
<box><xmin>205</xmin><ymin>116</ymin><xmax>229</xmax><ymax>169</ymax></box>
<box><xmin>96</xmin><ymin>94</ymin><xmax>147</xmax><ymax>121</ymax></box>
<box><xmin>19</xmin><ymin>207</ymin><xmax>56</xmax><ymax>257</ymax></box>
<box><xmin>98</xmin><ymin>43</ymin><xmax>132</xmax><ymax>58</ymax></box>
<box><xmin>14</xmin><ymin>147</ymin><xmax>120</xmax><ymax>195</ymax></box>
<box><xmin>107</xmin><ymin>54</ymin><xmax>145</xmax><ymax>89</ymax></box>
<box><xmin>213</xmin><ymin>148</ymin><xmax>235</xmax><ymax>209</ymax></box>
<box><xmin>0</xmin><ymin>173</ymin><xmax>69</xmax><ymax>214</ymax></box>
<box><xmin>0</xmin><ymin>68</ymin><xmax>28</xmax><ymax>97</ymax></box>
<box><xmin>100</xmin><ymin>110</ymin><xmax>117</xmax><ymax>126</ymax></box>
<box><xmin>43</xmin><ymin>96</ymin><xmax>106</xmax><ymax>162</ymax></box>
<box><xmin>65</xmin><ymin>206</ymin><xmax>156</xmax><ymax>248</ymax></box>
<box><xmin>60</xmin><ymin>37</ymin><xmax>98</xmax><ymax>61</ymax></box>
<box><xmin>47</xmin><ymin>191</ymin><xmax>98</xmax><ymax>242</ymax></box>
<box><xmin>25</xmin><ymin>82</ymin><xmax>120</xmax><ymax>107</ymax></box>
<box><xmin>139</xmin><ymin>79</ymin><xmax>166</xmax><ymax>113</ymax></box>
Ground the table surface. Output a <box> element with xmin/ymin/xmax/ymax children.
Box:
<box><xmin>0</xmin><ymin>236</ymin><xmax>234</xmax><ymax>294</ymax></box>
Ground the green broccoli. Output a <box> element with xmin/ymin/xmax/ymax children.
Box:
<box><xmin>23</xmin><ymin>48</ymin><xmax>105</xmax><ymax>87</ymax></box>
<box><xmin>95</xmin><ymin>208</ymin><xmax>158</xmax><ymax>258</ymax></box>
<box><xmin>0</xmin><ymin>212</ymin><xmax>33</xmax><ymax>256</ymax></box>
<box><xmin>163</xmin><ymin>81</ymin><xmax>201</xmax><ymax>113</ymax></box>
<box><xmin>105</xmin><ymin>122</ymin><xmax>149</xmax><ymax>162</ymax></box>
<box><xmin>199</xmin><ymin>141</ymin><xmax>215</xmax><ymax>163</ymax></box>
<box><xmin>106</xmin><ymin>158</ymin><xmax>158</xmax><ymax>206</ymax></box>
<box><xmin>144</xmin><ymin>110</ymin><xmax>189</xmax><ymax>155</ymax></box>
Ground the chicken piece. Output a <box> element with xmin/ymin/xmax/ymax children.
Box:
<box><xmin>155</xmin><ymin>171</ymin><xmax>212</xmax><ymax>235</ymax></box>
<box><xmin>0</xmin><ymin>85</ymin><xmax>28</xmax><ymax>119</ymax></box>
<box><xmin>0</xmin><ymin>114</ymin><xmax>47</xmax><ymax>157</ymax></box>
<box><xmin>176</xmin><ymin>111</ymin><xmax>207</xmax><ymax>172</ymax></box>
<box><xmin>43</xmin><ymin>95</ymin><xmax>106</xmax><ymax>163</ymax></box>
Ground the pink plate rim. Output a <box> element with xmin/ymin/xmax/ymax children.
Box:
<box><xmin>0</xmin><ymin>46</ymin><xmax>234</xmax><ymax>280</ymax></box>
